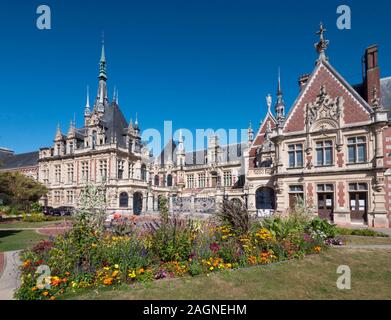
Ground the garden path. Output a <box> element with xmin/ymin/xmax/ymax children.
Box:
<box><xmin>0</xmin><ymin>250</ymin><xmax>21</xmax><ymax>300</ymax></box>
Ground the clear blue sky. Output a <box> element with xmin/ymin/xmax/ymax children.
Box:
<box><xmin>0</xmin><ymin>0</ymin><xmax>390</xmax><ymax>153</ymax></box>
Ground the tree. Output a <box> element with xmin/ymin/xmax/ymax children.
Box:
<box><xmin>0</xmin><ymin>172</ymin><xmax>48</xmax><ymax>211</ymax></box>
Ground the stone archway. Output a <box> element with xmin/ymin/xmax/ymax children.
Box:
<box><xmin>133</xmin><ymin>192</ymin><xmax>143</xmax><ymax>215</ymax></box>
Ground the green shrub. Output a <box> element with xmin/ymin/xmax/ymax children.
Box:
<box><xmin>31</xmin><ymin>202</ymin><xmax>43</xmax><ymax>214</ymax></box>
<box><xmin>306</xmin><ymin>217</ymin><xmax>337</xmax><ymax>240</ymax></box>
<box><xmin>22</xmin><ymin>212</ymin><xmax>47</xmax><ymax>223</ymax></box>
<box><xmin>336</xmin><ymin>227</ymin><xmax>389</xmax><ymax>237</ymax></box>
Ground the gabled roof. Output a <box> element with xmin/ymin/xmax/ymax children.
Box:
<box><xmin>283</xmin><ymin>59</ymin><xmax>372</xmax><ymax>133</ymax></box>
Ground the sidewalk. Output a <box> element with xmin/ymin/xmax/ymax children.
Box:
<box><xmin>0</xmin><ymin>251</ymin><xmax>22</xmax><ymax>300</ymax></box>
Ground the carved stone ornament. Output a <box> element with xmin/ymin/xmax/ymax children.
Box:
<box><xmin>305</xmin><ymin>85</ymin><xmax>344</xmax><ymax>130</ymax></box>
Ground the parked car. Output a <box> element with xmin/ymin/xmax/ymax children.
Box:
<box><xmin>51</xmin><ymin>206</ymin><xmax>75</xmax><ymax>216</ymax></box>
<box><xmin>43</xmin><ymin>206</ymin><xmax>54</xmax><ymax>216</ymax></box>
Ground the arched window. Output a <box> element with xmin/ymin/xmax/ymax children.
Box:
<box><xmin>141</xmin><ymin>164</ymin><xmax>147</xmax><ymax>181</ymax></box>
<box><xmin>133</xmin><ymin>192</ymin><xmax>143</xmax><ymax>215</ymax></box>
<box><xmin>256</xmin><ymin>187</ymin><xmax>275</xmax><ymax>210</ymax></box>
<box><xmin>167</xmin><ymin>174</ymin><xmax>173</xmax><ymax>187</ymax></box>
<box><xmin>154</xmin><ymin>175</ymin><xmax>160</xmax><ymax>186</ymax></box>
<box><xmin>119</xmin><ymin>192</ymin><xmax>129</xmax><ymax>208</ymax></box>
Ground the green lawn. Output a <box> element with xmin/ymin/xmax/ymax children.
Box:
<box><xmin>0</xmin><ymin>230</ymin><xmax>48</xmax><ymax>252</ymax></box>
<box><xmin>62</xmin><ymin>248</ymin><xmax>391</xmax><ymax>300</ymax></box>
<box><xmin>342</xmin><ymin>236</ymin><xmax>391</xmax><ymax>245</ymax></box>
<box><xmin>0</xmin><ymin>221</ymin><xmax>61</xmax><ymax>230</ymax></box>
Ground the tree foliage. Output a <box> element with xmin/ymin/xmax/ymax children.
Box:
<box><xmin>0</xmin><ymin>172</ymin><xmax>47</xmax><ymax>211</ymax></box>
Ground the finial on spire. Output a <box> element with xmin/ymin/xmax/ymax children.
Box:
<box><xmin>315</xmin><ymin>22</ymin><xmax>329</xmax><ymax>61</ymax></box>
<box><xmin>99</xmin><ymin>35</ymin><xmax>107</xmax><ymax>80</ymax></box>
<box><xmin>134</xmin><ymin>112</ymin><xmax>139</xmax><ymax>130</ymax></box>
<box><xmin>55</xmin><ymin>123</ymin><xmax>63</xmax><ymax>141</ymax></box>
<box><xmin>85</xmin><ymin>86</ymin><xmax>91</xmax><ymax>116</ymax></box>
<box><xmin>275</xmin><ymin>70</ymin><xmax>285</xmax><ymax>124</ymax></box>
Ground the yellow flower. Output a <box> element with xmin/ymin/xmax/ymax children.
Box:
<box><xmin>128</xmin><ymin>270</ymin><xmax>136</xmax><ymax>278</ymax></box>
<box><xmin>91</xmin><ymin>243</ymin><xmax>97</xmax><ymax>248</ymax></box>
<box><xmin>209</xmin><ymin>266</ymin><xmax>214</xmax><ymax>271</ymax></box>
<box><xmin>114</xmin><ymin>264</ymin><xmax>119</xmax><ymax>269</ymax></box>
<box><xmin>112</xmin><ymin>270</ymin><xmax>119</xmax><ymax>278</ymax></box>
<box><xmin>50</xmin><ymin>296</ymin><xmax>56</xmax><ymax>300</ymax></box>
<box><xmin>103</xmin><ymin>267</ymin><xmax>110</xmax><ymax>271</ymax></box>
<box><xmin>42</xmin><ymin>291</ymin><xmax>49</xmax><ymax>296</ymax></box>
<box><xmin>31</xmin><ymin>287</ymin><xmax>38</xmax><ymax>292</ymax></box>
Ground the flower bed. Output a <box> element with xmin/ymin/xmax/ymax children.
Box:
<box><xmin>15</xmin><ymin>195</ymin><xmax>342</xmax><ymax>300</ymax></box>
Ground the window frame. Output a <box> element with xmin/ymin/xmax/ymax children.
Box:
<box><xmin>288</xmin><ymin>143</ymin><xmax>304</xmax><ymax>168</ymax></box>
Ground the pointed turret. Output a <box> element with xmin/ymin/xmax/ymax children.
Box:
<box><xmin>67</xmin><ymin>120</ymin><xmax>76</xmax><ymax>138</ymax></box>
<box><xmin>275</xmin><ymin>70</ymin><xmax>285</xmax><ymax>125</ymax></box>
<box><xmin>96</xmin><ymin>40</ymin><xmax>108</xmax><ymax>113</ymax></box>
<box><xmin>99</xmin><ymin>40</ymin><xmax>107</xmax><ymax>81</ymax></box>
<box><xmin>134</xmin><ymin>113</ymin><xmax>140</xmax><ymax>131</ymax></box>
<box><xmin>176</xmin><ymin>129</ymin><xmax>186</xmax><ymax>166</ymax></box>
<box><xmin>84</xmin><ymin>86</ymin><xmax>91</xmax><ymax>116</ymax></box>
<box><xmin>54</xmin><ymin>123</ymin><xmax>63</xmax><ymax>141</ymax></box>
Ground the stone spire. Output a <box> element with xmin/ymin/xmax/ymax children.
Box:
<box><xmin>85</xmin><ymin>86</ymin><xmax>91</xmax><ymax>116</ymax></box>
<box><xmin>99</xmin><ymin>39</ymin><xmax>107</xmax><ymax>81</ymax></box>
<box><xmin>315</xmin><ymin>22</ymin><xmax>329</xmax><ymax>62</ymax></box>
<box><xmin>96</xmin><ymin>40</ymin><xmax>108</xmax><ymax>112</ymax></box>
<box><xmin>128</xmin><ymin>117</ymin><xmax>134</xmax><ymax>133</ymax></box>
<box><xmin>54</xmin><ymin>123</ymin><xmax>63</xmax><ymax>141</ymax></box>
<box><xmin>275</xmin><ymin>69</ymin><xmax>285</xmax><ymax>124</ymax></box>
<box><xmin>67</xmin><ymin>120</ymin><xmax>76</xmax><ymax>138</ymax></box>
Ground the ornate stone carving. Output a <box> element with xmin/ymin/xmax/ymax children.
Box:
<box><xmin>305</xmin><ymin>85</ymin><xmax>344</xmax><ymax>130</ymax></box>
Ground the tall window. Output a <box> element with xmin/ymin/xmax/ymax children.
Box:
<box><xmin>154</xmin><ymin>175</ymin><xmax>160</xmax><ymax>186</ymax></box>
<box><xmin>141</xmin><ymin>164</ymin><xmax>147</xmax><ymax>181</ymax></box>
<box><xmin>167</xmin><ymin>174</ymin><xmax>173</xmax><ymax>187</ymax></box>
<box><xmin>54</xmin><ymin>165</ymin><xmax>61</xmax><ymax>183</ymax></box>
<box><xmin>54</xmin><ymin>191</ymin><xmax>61</xmax><ymax>204</ymax></box>
<box><xmin>99</xmin><ymin>160</ymin><xmax>108</xmax><ymax>182</ymax></box>
<box><xmin>67</xmin><ymin>164</ymin><xmax>74</xmax><ymax>183</ymax></box>
<box><xmin>288</xmin><ymin>144</ymin><xmax>304</xmax><ymax>168</ymax></box>
<box><xmin>187</xmin><ymin>174</ymin><xmax>194</xmax><ymax>189</ymax></box>
<box><xmin>316</xmin><ymin>140</ymin><xmax>333</xmax><ymax>166</ymax></box>
<box><xmin>347</xmin><ymin>137</ymin><xmax>366</xmax><ymax>163</ymax></box>
<box><xmin>198</xmin><ymin>173</ymin><xmax>206</xmax><ymax>188</ymax></box>
<box><xmin>69</xmin><ymin>142</ymin><xmax>74</xmax><ymax>154</ymax></box>
<box><xmin>66</xmin><ymin>190</ymin><xmax>74</xmax><ymax>204</ymax></box>
<box><xmin>223</xmin><ymin>171</ymin><xmax>232</xmax><ymax>187</ymax></box>
<box><xmin>42</xmin><ymin>168</ymin><xmax>49</xmax><ymax>185</ymax></box>
<box><xmin>81</xmin><ymin>161</ymin><xmax>89</xmax><ymax>182</ymax></box>
<box><xmin>117</xmin><ymin>160</ymin><xmax>124</xmax><ymax>180</ymax></box>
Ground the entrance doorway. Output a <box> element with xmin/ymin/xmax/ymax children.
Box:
<box><xmin>133</xmin><ymin>192</ymin><xmax>143</xmax><ymax>215</ymax></box>
<box><xmin>349</xmin><ymin>183</ymin><xmax>368</xmax><ymax>224</ymax></box>
<box><xmin>317</xmin><ymin>184</ymin><xmax>334</xmax><ymax>221</ymax></box>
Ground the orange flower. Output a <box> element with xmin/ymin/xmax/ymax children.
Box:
<box><xmin>65</xmin><ymin>272</ymin><xmax>70</xmax><ymax>276</ymax></box>
<box><xmin>50</xmin><ymin>296</ymin><xmax>56</xmax><ymax>300</ymax></box>
<box><xmin>103</xmin><ymin>277</ymin><xmax>113</xmax><ymax>286</ymax></box>
<box><xmin>23</xmin><ymin>260</ymin><xmax>31</xmax><ymax>268</ymax></box>
<box><xmin>138</xmin><ymin>268</ymin><xmax>145</xmax><ymax>274</ymax></box>
<box><xmin>31</xmin><ymin>287</ymin><xmax>38</xmax><ymax>292</ymax></box>
<box><xmin>314</xmin><ymin>246</ymin><xmax>322</xmax><ymax>253</ymax></box>
<box><xmin>43</xmin><ymin>291</ymin><xmax>49</xmax><ymax>296</ymax></box>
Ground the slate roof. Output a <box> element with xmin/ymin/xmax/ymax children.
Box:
<box><xmin>158</xmin><ymin>141</ymin><xmax>248</xmax><ymax>167</ymax></box>
<box><xmin>0</xmin><ymin>151</ymin><xmax>39</xmax><ymax>170</ymax></box>
<box><xmin>381</xmin><ymin>77</ymin><xmax>391</xmax><ymax>118</ymax></box>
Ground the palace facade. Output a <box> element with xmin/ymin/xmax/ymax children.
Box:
<box><xmin>1</xmin><ymin>25</ymin><xmax>391</xmax><ymax>228</ymax></box>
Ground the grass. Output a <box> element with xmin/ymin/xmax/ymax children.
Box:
<box><xmin>336</xmin><ymin>227</ymin><xmax>389</xmax><ymax>237</ymax></box>
<box><xmin>342</xmin><ymin>235</ymin><xmax>391</xmax><ymax>245</ymax></box>
<box><xmin>61</xmin><ymin>248</ymin><xmax>391</xmax><ymax>300</ymax></box>
<box><xmin>0</xmin><ymin>217</ymin><xmax>72</xmax><ymax>230</ymax></box>
<box><xmin>0</xmin><ymin>230</ymin><xmax>48</xmax><ymax>252</ymax></box>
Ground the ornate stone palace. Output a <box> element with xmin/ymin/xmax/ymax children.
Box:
<box><xmin>1</xmin><ymin>25</ymin><xmax>391</xmax><ymax>228</ymax></box>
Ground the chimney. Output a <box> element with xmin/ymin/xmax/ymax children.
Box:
<box><xmin>364</xmin><ymin>45</ymin><xmax>380</xmax><ymax>104</ymax></box>
<box><xmin>298</xmin><ymin>74</ymin><xmax>311</xmax><ymax>91</ymax></box>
